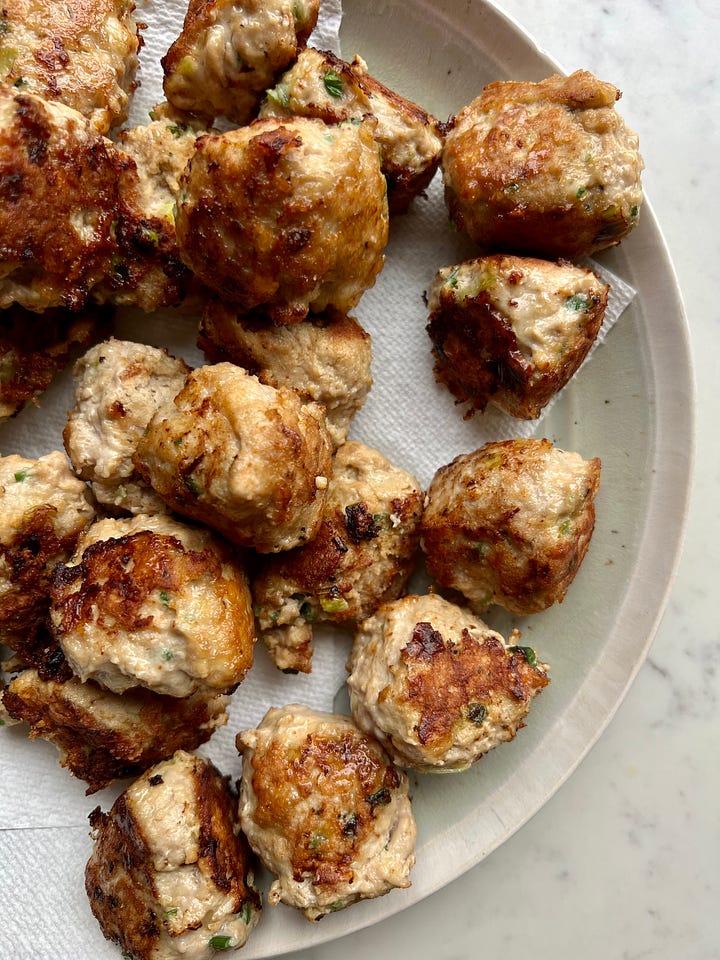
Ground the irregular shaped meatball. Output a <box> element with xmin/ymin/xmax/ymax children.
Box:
<box><xmin>174</xmin><ymin>117</ymin><xmax>388</xmax><ymax>322</ymax></box>
<box><xmin>0</xmin><ymin>0</ymin><xmax>140</xmax><ymax>133</ymax></box>
<box><xmin>237</xmin><ymin>704</ymin><xmax>415</xmax><ymax>921</ymax></box>
<box><xmin>421</xmin><ymin>438</ymin><xmax>601</xmax><ymax>614</ymax></box>
<box><xmin>348</xmin><ymin>593</ymin><xmax>549</xmax><ymax>772</ymax></box>
<box><xmin>427</xmin><ymin>256</ymin><xmax>609</xmax><ymax>419</ymax></box>
<box><xmin>0</xmin><ymin>87</ymin><xmax>127</xmax><ymax>311</ymax></box>
<box><xmin>261</xmin><ymin>48</ymin><xmax>446</xmax><ymax>213</ymax></box>
<box><xmin>86</xmin><ymin>751</ymin><xmax>262</xmax><ymax>958</ymax></box>
<box><xmin>199</xmin><ymin>303</ymin><xmax>372</xmax><ymax>448</ymax></box>
<box><xmin>50</xmin><ymin>513</ymin><xmax>255</xmax><ymax>698</ymax></box>
<box><xmin>162</xmin><ymin>0</ymin><xmax>319</xmax><ymax>123</ymax></box>
<box><xmin>442</xmin><ymin>70</ymin><xmax>644</xmax><ymax>259</ymax></box>
<box><xmin>63</xmin><ymin>338</ymin><xmax>191</xmax><ymax>515</ymax></box>
<box><xmin>253</xmin><ymin>441</ymin><xmax>423</xmax><ymax>673</ymax></box>
<box><xmin>0</xmin><ymin>451</ymin><xmax>95</xmax><ymax>654</ymax></box>
<box><xmin>134</xmin><ymin>363</ymin><xmax>332</xmax><ymax>553</ymax></box>
<box><xmin>2</xmin><ymin>669</ymin><xmax>229</xmax><ymax>794</ymax></box>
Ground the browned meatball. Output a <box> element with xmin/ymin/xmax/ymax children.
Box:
<box><xmin>174</xmin><ymin>116</ymin><xmax>389</xmax><ymax>322</ymax></box>
<box><xmin>421</xmin><ymin>438</ymin><xmax>601</xmax><ymax>614</ymax></box>
<box><xmin>442</xmin><ymin>70</ymin><xmax>644</xmax><ymax>259</ymax></box>
<box><xmin>86</xmin><ymin>751</ymin><xmax>262</xmax><ymax>958</ymax></box>
<box><xmin>427</xmin><ymin>255</ymin><xmax>609</xmax><ymax>419</ymax></box>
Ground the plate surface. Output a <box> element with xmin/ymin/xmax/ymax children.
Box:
<box><xmin>0</xmin><ymin>0</ymin><xmax>693</xmax><ymax>957</ymax></box>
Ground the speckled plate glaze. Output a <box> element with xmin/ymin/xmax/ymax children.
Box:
<box><xmin>0</xmin><ymin>1</ymin><xmax>693</xmax><ymax>958</ymax></box>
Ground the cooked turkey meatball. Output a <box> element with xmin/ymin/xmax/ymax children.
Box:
<box><xmin>199</xmin><ymin>303</ymin><xmax>372</xmax><ymax>448</ymax></box>
<box><xmin>0</xmin><ymin>87</ymin><xmax>126</xmax><ymax>312</ymax></box>
<box><xmin>252</xmin><ymin>440</ymin><xmax>423</xmax><ymax>673</ymax></box>
<box><xmin>63</xmin><ymin>338</ymin><xmax>191</xmax><ymax>516</ymax></box>
<box><xmin>237</xmin><ymin>704</ymin><xmax>415</xmax><ymax>921</ymax></box>
<box><xmin>348</xmin><ymin>593</ymin><xmax>549</xmax><ymax>772</ymax></box>
<box><xmin>260</xmin><ymin>48</ymin><xmax>446</xmax><ymax>213</ymax></box>
<box><xmin>427</xmin><ymin>255</ymin><xmax>610</xmax><ymax>419</ymax></box>
<box><xmin>0</xmin><ymin>450</ymin><xmax>95</xmax><ymax>653</ymax></box>
<box><xmin>162</xmin><ymin>0</ymin><xmax>319</xmax><ymax>124</ymax></box>
<box><xmin>0</xmin><ymin>0</ymin><xmax>140</xmax><ymax>133</ymax></box>
<box><xmin>420</xmin><ymin>438</ymin><xmax>601</xmax><ymax>614</ymax></box>
<box><xmin>86</xmin><ymin>751</ymin><xmax>262</xmax><ymax>959</ymax></box>
<box><xmin>2</xmin><ymin>669</ymin><xmax>229</xmax><ymax>793</ymax></box>
<box><xmin>174</xmin><ymin>116</ymin><xmax>388</xmax><ymax>322</ymax></box>
<box><xmin>50</xmin><ymin>513</ymin><xmax>255</xmax><ymax>698</ymax></box>
<box><xmin>442</xmin><ymin>70</ymin><xmax>644</xmax><ymax>259</ymax></box>
<box><xmin>134</xmin><ymin>363</ymin><xmax>332</xmax><ymax>553</ymax></box>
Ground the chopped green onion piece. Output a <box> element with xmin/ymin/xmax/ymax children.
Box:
<box><xmin>209</xmin><ymin>934</ymin><xmax>233</xmax><ymax>950</ymax></box>
<box><xmin>558</xmin><ymin>518</ymin><xmax>572</xmax><ymax>535</ymax></box>
<box><xmin>158</xmin><ymin>590</ymin><xmax>171</xmax><ymax>604</ymax></box>
<box><xmin>323</xmin><ymin>69</ymin><xmax>343</xmax><ymax>98</ymax></box>
<box><xmin>328</xmin><ymin>900</ymin><xmax>347</xmax><ymax>911</ymax></box>
<box><xmin>164</xmin><ymin>907</ymin><xmax>178</xmax><ymax>918</ymax></box>
<box><xmin>319</xmin><ymin>595</ymin><xmax>349</xmax><ymax>614</ymax></box>
<box><xmin>566</xmin><ymin>293</ymin><xmax>589</xmax><ymax>311</ymax></box>
<box><xmin>266</xmin><ymin>82</ymin><xmax>290</xmax><ymax>108</ymax></box>
<box><xmin>630</xmin><ymin>204</ymin><xmax>639</xmax><ymax>218</ymax></box>
<box><xmin>239</xmin><ymin>901</ymin><xmax>253</xmax><ymax>924</ymax></box>
<box><xmin>508</xmin><ymin>645</ymin><xmax>537</xmax><ymax>668</ymax></box>
<box><xmin>445</xmin><ymin>266</ymin><xmax>460</xmax><ymax>289</ymax></box>
<box><xmin>576</xmin><ymin>186</ymin><xmax>587</xmax><ymax>198</ymax></box>
<box><xmin>162</xmin><ymin>650</ymin><xmax>174</xmax><ymax>661</ymax></box>
<box><xmin>13</xmin><ymin>470</ymin><xmax>27</xmax><ymax>482</ymax></box>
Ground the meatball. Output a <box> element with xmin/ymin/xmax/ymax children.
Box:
<box><xmin>199</xmin><ymin>303</ymin><xmax>373</xmax><ymax>448</ymax></box>
<box><xmin>252</xmin><ymin>440</ymin><xmax>423</xmax><ymax>673</ymax></box>
<box><xmin>237</xmin><ymin>704</ymin><xmax>416</xmax><ymax>921</ymax></box>
<box><xmin>162</xmin><ymin>0</ymin><xmax>319</xmax><ymax>124</ymax></box>
<box><xmin>134</xmin><ymin>363</ymin><xmax>333</xmax><ymax>553</ymax></box>
<box><xmin>2</xmin><ymin>669</ymin><xmax>229</xmax><ymax>794</ymax></box>
<box><xmin>0</xmin><ymin>87</ymin><xmax>127</xmax><ymax>312</ymax></box>
<box><xmin>420</xmin><ymin>438</ymin><xmax>601</xmax><ymax>614</ymax></box>
<box><xmin>86</xmin><ymin>751</ymin><xmax>262</xmax><ymax>959</ymax></box>
<box><xmin>0</xmin><ymin>450</ymin><xmax>95</xmax><ymax>653</ymax></box>
<box><xmin>442</xmin><ymin>70</ymin><xmax>644</xmax><ymax>259</ymax></box>
<box><xmin>63</xmin><ymin>338</ymin><xmax>191</xmax><ymax>515</ymax></box>
<box><xmin>174</xmin><ymin>116</ymin><xmax>389</xmax><ymax>322</ymax></box>
<box><xmin>50</xmin><ymin>513</ymin><xmax>256</xmax><ymax>698</ymax></box>
<box><xmin>347</xmin><ymin>593</ymin><xmax>549</xmax><ymax>772</ymax></box>
<box><xmin>260</xmin><ymin>48</ymin><xmax>446</xmax><ymax>213</ymax></box>
<box><xmin>427</xmin><ymin>255</ymin><xmax>610</xmax><ymax>419</ymax></box>
<box><xmin>0</xmin><ymin>0</ymin><xmax>140</xmax><ymax>133</ymax></box>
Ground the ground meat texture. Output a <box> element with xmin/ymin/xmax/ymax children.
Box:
<box><xmin>134</xmin><ymin>363</ymin><xmax>332</xmax><ymax>553</ymax></box>
<box><xmin>252</xmin><ymin>440</ymin><xmax>423</xmax><ymax>673</ymax></box>
<box><xmin>63</xmin><ymin>338</ymin><xmax>191</xmax><ymax>516</ymax></box>
<box><xmin>85</xmin><ymin>751</ymin><xmax>262</xmax><ymax>959</ymax></box>
<box><xmin>0</xmin><ymin>450</ymin><xmax>95</xmax><ymax>653</ymax></box>
<box><xmin>0</xmin><ymin>0</ymin><xmax>140</xmax><ymax>133</ymax></box>
<box><xmin>260</xmin><ymin>47</ymin><xmax>446</xmax><ymax>214</ymax></box>
<box><xmin>442</xmin><ymin>70</ymin><xmax>644</xmax><ymax>259</ymax></box>
<box><xmin>2</xmin><ymin>669</ymin><xmax>229</xmax><ymax>794</ymax></box>
<box><xmin>237</xmin><ymin>704</ymin><xmax>416</xmax><ymax>921</ymax></box>
<box><xmin>427</xmin><ymin>255</ymin><xmax>610</xmax><ymax>419</ymax></box>
<box><xmin>0</xmin><ymin>87</ymin><xmax>128</xmax><ymax>312</ymax></box>
<box><xmin>199</xmin><ymin>303</ymin><xmax>372</xmax><ymax>449</ymax></box>
<box><xmin>348</xmin><ymin>593</ymin><xmax>549</xmax><ymax>772</ymax></box>
<box><xmin>420</xmin><ymin>438</ymin><xmax>601</xmax><ymax>614</ymax></box>
<box><xmin>162</xmin><ymin>0</ymin><xmax>319</xmax><ymax>124</ymax></box>
<box><xmin>174</xmin><ymin>116</ymin><xmax>388</xmax><ymax>323</ymax></box>
<box><xmin>50</xmin><ymin>513</ymin><xmax>255</xmax><ymax>698</ymax></box>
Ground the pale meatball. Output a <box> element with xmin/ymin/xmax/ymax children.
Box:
<box><xmin>162</xmin><ymin>0</ymin><xmax>319</xmax><ymax>123</ymax></box>
<box><xmin>63</xmin><ymin>338</ymin><xmax>191</xmax><ymax>515</ymax></box>
<box><xmin>260</xmin><ymin>48</ymin><xmax>446</xmax><ymax>213</ymax></box>
<box><xmin>134</xmin><ymin>363</ymin><xmax>333</xmax><ymax>553</ymax></box>
<box><xmin>427</xmin><ymin>256</ymin><xmax>609</xmax><ymax>419</ymax></box>
<box><xmin>50</xmin><ymin>513</ymin><xmax>256</xmax><ymax>698</ymax></box>
<box><xmin>420</xmin><ymin>438</ymin><xmax>601</xmax><ymax>614</ymax></box>
<box><xmin>174</xmin><ymin>116</ymin><xmax>389</xmax><ymax>323</ymax></box>
<box><xmin>442</xmin><ymin>70</ymin><xmax>644</xmax><ymax>259</ymax></box>
<box><xmin>0</xmin><ymin>0</ymin><xmax>140</xmax><ymax>133</ymax></box>
<box><xmin>2</xmin><ymin>669</ymin><xmax>229</xmax><ymax>794</ymax></box>
<box><xmin>199</xmin><ymin>303</ymin><xmax>372</xmax><ymax>448</ymax></box>
<box><xmin>86</xmin><ymin>751</ymin><xmax>262</xmax><ymax>959</ymax></box>
<box><xmin>0</xmin><ymin>451</ymin><xmax>95</xmax><ymax>653</ymax></box>
<box><xmin>348</xmin><ymin>593</ymin><xmax>549</xmax><ymax>772</ymax></box>
<box><xmin>0</xmin><ymin>88</ymin><xmax>126</xmax><ymax>311</ymax></box>
<box><xmin>237</xmin><ymin>704</ymin><xmax>416</xmax><ymax>921</ymax></box>
<box><xmin>252</xmin><ymin>441</ymin><xmax>423</xmax><ymax>673</ymax></box>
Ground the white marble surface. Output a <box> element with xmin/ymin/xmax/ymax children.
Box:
<box><xmin>281</xmin><ymin>2</ymin><xmax>720</xmax><ymax>959</ymax></box>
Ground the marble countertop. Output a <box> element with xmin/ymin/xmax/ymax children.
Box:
<box><xmin>284</xmin><ymin>2</ymin><xmax>718</xmax><ymax>959</ymax></box>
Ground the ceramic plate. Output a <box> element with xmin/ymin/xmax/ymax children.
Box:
<box><xmin>0</xmin><ymin>0</ymin><xmax>693</xmax><ymax>957</ymax></box>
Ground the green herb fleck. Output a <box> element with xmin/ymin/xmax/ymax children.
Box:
<box><xmin>209</xmin><ymin>935</ymin><xmax>233</xmax><ymax>951</ymax></box>
<box><xmin>319</xmin><ymin>595</ymin><xmax>349</xmax><ymax>614</ymax></box>
<box><xmin>159</xmin><ymin>590</ymin><xmax>171</xmax><ymax>604</ymax></box>
<box><xmin>308</xmin><ymin>832</ymin><xmax>326</xmax><ymax>850</ymax></box>
<box><xmin>576</xmin><ymin>186</ymin><xmax>587</xmax><ymax>199</ymax></box>
<box><xmin>467</xmin><ymin>702</ymin><xmax>487</xmax><ymax>724</ymax></box>
<box><xmin>142</xmin><ymin>226</ymin><xmax>160</xmax><ymax>247</ymax></box>
<box><xmin>266</xmin><ymin>82</ymin><xmax>290</xmax><ymax>108</ymax></box>
<box><xmin>558</xmin><ymin>518</ymin><xmax>572</xmax><ymax>535</ymax></box>
<box><xmin>630</xmin><ymin>204</ymin><xmax>639</xmax><ymax>218</ymax></box>
<box><xmin>323</xmin><ymin>69</ymin><xmax>343</xmax><ymax>98</ymax></box>
<box><xmin>12</xmin><ymin>76</ymin><xmax>26</xmax><ymax>87</ymax></box>
<box><xmin>162</xmin><ymin>650</ymin><xmax>174</xmax><ymax>661</ymax></box>
<box><xmin>504</xmin><ymin>181</ymin><xmax>520</xmax><ymax>195</ymax></box>
<box><xmin>300</xmin><ymin>601</ymin><xmax>317</xmax><ymax>623</ymax></box>
<box><xmin>269</xmin><ymin>609</ymin><xmax>280</xmax><ymax>624</ymax></box>
<box><xmin>328</xmin><ymin>900</ymin><xmax>347</xmax><ymax>912</ymax></box>
<box><xmin>173</xmin><ymin>436</ymin><xmax>183</xmax><ymax>447</ymax></box>
<box><xmin>164</xmin><ymin>907</ymin><xmax>178</xmax><ymax>918</ymax></box>
<box><xmin>566</xmin><ymin>293</ymin><xmax>589</xmax><ymax>311</ymax></box>
<box><xmin>13</xmin><ymin>470</ymin><xmax>27</xmax><ymax>482</ymax></box>
<box><xmin>167</xmin><ymin>123</ymin><xmax>186</xmax><ymax>138</ymax></box>
<box><xmin>372</xmin><ymin>511</ymin><xmax>391</xmax><ymax>529</ymax></box>
<box><xmin>239</xmin><ymin>901</ymin><xmax>253</xmax><ymax>924</ymax></box>
<box><xmin>0</xmin><ymin>18</ymin><xmax>10</xmax><ymax>35</ymax></box>
<box><xmin>183</xmin><ymin>475</ymin><xmax>201</xmax><ymax>497</ymax></box>
<box><xmin>508</xmin><ymin>645</ymin><xmax>537</xmax><ymax>668</ymax></box>
<box><xmin>445</xmin><ymin>266</ymin><xmax>460</xmax><ymax>289</ymax></box>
